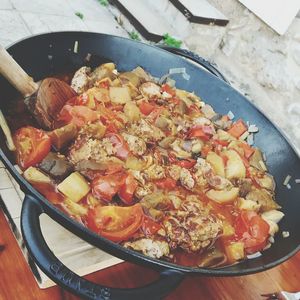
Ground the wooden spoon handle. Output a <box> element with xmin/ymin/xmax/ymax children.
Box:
<box><xmin>0</xmin><ymin>45</ymin><xmax>38</xmax><ymax>97</ymax></box>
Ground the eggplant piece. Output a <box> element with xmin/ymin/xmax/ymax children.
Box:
<box><xmin>39</xmin><ymin>152</ymin><xmax>73</xmax><ymax>180</ymax></box>
<box><xmin>246</xmin><ymin>188</ymin><xmax>280</xmax><ymax>212</ymax></box>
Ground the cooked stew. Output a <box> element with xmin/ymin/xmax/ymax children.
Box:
<box><xmin>9</xmin><ymin>62</ymin><xmax>284</xmax><ymax>267</ymax></box>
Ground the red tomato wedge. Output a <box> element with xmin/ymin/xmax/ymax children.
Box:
<box><xmin>155</xmin><ymin>178</ymin><xmax>177</xmax><ymax>190</ymax></box>
<box><xmin>106</xmin><ymin>133</ymin><xmax>130</xmax><ymax>160</ymax></box>
<box><xmin>118</xmin><ymin>173</ymin><xmax>138</xmax><ymax>205</ymax></box>
<box><xmin>14</xmin><ymin>126</ymin><xmax>51</xmax><ymax>169</ymax></box>
<box><xmin>235</xmin><ymin>211</ymin><xmax>270</xmax><ymax>254</ymax></box>
<box><xmin>92</xmin><ymin>173</ymin><xmax>126</xmax><ymax>202</ymax></box>
<box><xmin>161</xmin><ymin>84</ymin><xmax>176</xmax><ymax>97</ymax></box>
<box><xmin>188</xmin><ymin>125</ymin><xmax>212</xmax><ymax>141</ymax></box>
<box><xmin>139</xmin><ymin>101</ymin><xmax>157</xmax><ymax>115</ymax></box>
<box><xmin>142</xmin><ymin>215</ymin><xmax>162</xmax><ymax>236</ymax></box>
<box><xmin>58</xmin><ymin>105</ymin><xmax>98</xmax><ymax>127</ymax></box>
<box><xmin>86</xmin><ymin>204</ymin><xmax>143</xmax><ymax>242</ymax></box>
<box><xmin>227</xmin><ymin>119</ymin><xmax>247</xmax><ymax>138</ymax></box>
<box><xmin>170</xmin><ymin>155</ymin><xmax>196</xmax><ymax>169</ymax></box>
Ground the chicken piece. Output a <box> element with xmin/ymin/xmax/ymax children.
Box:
<box><xmin>121</xmin><ymin>133</ymin><xmax>146</xmax><ymax>156</ymax></box>
<box><xmin>135</xmin><ymin>183</ymin><xmax>155</xmax><ymax>199</ymax></box>
<box><xmin>71</xmin><ymin>66</ymin><xmax>91</xmax><ymax>94</ymax></box>
<box><xmin>164</xmin><ymin>200</ymin><xmax>222</xmax><ymax>252</ymax></box>
<box><xmin>139</xmin><ymin>82</ymin><xmax>161</xmax><ymax>98</ymax></box>
<box><xmin>180</xmin><ymin>168</ymin><xmax>195</xmax><ymax>190</ymax></box>
<box><xmin>168</xmin><ymin>165</ymin><xmax>182</xmax><ymax>181</ymax></box>
<box><xmin>144</xmin><ymin>164</ymin><xmax>165</xmax><ymax>180</ymax></box>
<box><xmin>68</xmin><ymin>137</ymin><xmax>115</xmax><ymax>164</ymax></box>
<box><xmin>123</xmin><ymin>239</ymin><xmax>169</xmax><ymax>259</ymax></box>
<box><xmin>194</xmin><ymin>158</ymin><xmax>231</xmax><ymax>190</ymax></box>
<box><xmin>246</xmin><ymin>188</ymin><xmax>280</xmax><ymax>212</ymax></box>
<box><xmin>129</xmin><ymin>119</ymin><xmax>165</xmax><ymax>142</ymax></box>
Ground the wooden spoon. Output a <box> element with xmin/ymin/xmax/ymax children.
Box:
<box><xmin>0</xmin><ymin>45</ymin><xmax>76</xmax><ymax>129</ymax></box>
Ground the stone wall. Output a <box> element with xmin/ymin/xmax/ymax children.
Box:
<box><xmin>184</xmin><ymin>0</ymin><xmax>300</xmax><ymax>152</ymax></box>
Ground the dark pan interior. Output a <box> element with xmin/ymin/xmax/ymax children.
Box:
<box><xmin>0</xmin><ymin>32</ymin><xmax>299</xmax><ymax>275</ymax></box>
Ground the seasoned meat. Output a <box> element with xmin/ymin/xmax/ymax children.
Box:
<box><xmin>164</xmin><ymin>200</ymin><xmax>222</xmax><ymax>252</ymax></box>
<box><xmin>129</xmin><ymin>119</ymin><xmax>165</xmax><ymax>142</ymax></box>
<box><xmin>39</xmin><ymin>152</ymin><xmax>73</xmax><ymax>180</ymax></box>
<box><xmin>68</xmin><ymin>137</ymin><xmax>115</xmax><ymax>164</ymax></box>
<box><xmin>234</xmin><ymin>178</ymin><xmax>252</xmax><ymax>197</ymax></box>
<box><xmin>71</xmin><ymin>66</ymin><xmax>91</xmax><ymax>94</ymax></box>
<box><xmin>179</xmin><ymin>168</ymin><xmax>195</xmax><ymax>190</ymax></box>
<box><xmin>121</xmin><ymin>133</ymin><xmax>146</xmax><ymax>156</ymax></box>
<box><xmin>144</xmin><ymin>164</ymin><xmax>165</xmax><ymax>180</ymax></box>
<box><xmin>168</xmin><ymin>165</ymin><xmax>182</xmax><ymax>181</ymax></box>
<box><xmin>139</xmin><ymin>82</ymin><xmax>161</xmax><ymax>98</ymax></box>
<box><xmin>124</xmin><ymin>238</ymin><xmax>170</xmax><ymax>259</ymax></box>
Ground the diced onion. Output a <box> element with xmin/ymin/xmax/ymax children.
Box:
<box><xmin>283</xmin><ymin>175</ymin><xmax>291</xmax><ymax>186</ymax></box>
<box><xmin>159</xmin><ymin>67</ymin><xmax>190</xmax><ymax>84</ymax></box>
<box><xmin>247</xmin><ymin>252</ymin><xmax>262</xmax><ymax>259</ymax></box>
<box><xmin>248</xmin><ymin>124</ymin><xmax>259</xmax><ymax>133</ymax></box>
<box><xmin>73</xmin><ymin>40</ymin><xmax>79</xmax><ymax>53</ymax></box>
<box><xmin>227</xmin><ymin>111</ymin><xmax>235</xmax><ymax>120</ymax></box>
<box><xmin>247</xmin><ymin>133</ymin><xmax>254</xmax><ymax>146</ymax></box>
<box><xmin>282</xmin><ymin>231</ymin><xmax>290</xmax><ymax>238</ymax></box>
<box><xmin>295</xmin><ymin>179</ymin><xmax>300</xmax><ymax>184</ymax></box>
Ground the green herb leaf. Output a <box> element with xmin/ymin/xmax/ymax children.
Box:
<box><xmin>163</xmin><ymin>33</ymin><xmax>182</xmax><ymax>48</ymax></box>
<box><xmin>98</xmin><ymin>0</ymin><xmax>109</xmax><ymax>6</ymax></box>
<box><xmin>75</xmin><ymin>12</ymin><xmax>84</xmax><ymax>20</ymax></box>
<box><xmin>129</xmin><ymin>31</ymin><xmax>141</xmax><ymax>41</ymax></box>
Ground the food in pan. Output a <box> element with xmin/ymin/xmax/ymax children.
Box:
<box><xmin>10</xmin><ymin>62</ymin><xmax>284</xmax><ymax>267</ymax></box>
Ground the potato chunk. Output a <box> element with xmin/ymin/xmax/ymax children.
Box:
<box><xmin>225</xmin><ymin>242</ymin><xmax>245</xmax><ymax>262</ymax></box>
<box><xmin>124</xmin><ymin>102</ymin><xmax>141</xmax><ymax>122</ymax></box>
<box><xmin>206</xmin><ymin>152</ymin><xmax>225</xmax><ymax>177</ymax></box>
<box><xmin>206</xmin><ymin>187</ymin><xmax>239</xmax><ymax>204</ymax></box>
<box><xmin>224</xmin><ymin>150</ymin><xmax>246</xmax><ymax>179</ymax></box>
<box><xmin>109</xmin><ymin>87</ymin><xmax>131</xmax><ymax>104</ymax></box>
<box><xmin>57</xmin><ymin>172</ymin><xmax>90</xmax><ymax>202</ymax></box>
<box><xmin>24</xmin><ymin>167</ymin><xmax>52</xmax><ymax>184</ymax></box>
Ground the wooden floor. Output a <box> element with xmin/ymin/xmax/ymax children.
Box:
<box><xmin>0</xmin><ymin>210</ymin><xmax>299</xmax><ymax>300</ymax></box>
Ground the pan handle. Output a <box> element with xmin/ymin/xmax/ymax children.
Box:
<box><xmin>21</xmin><ymin>194</ymin><xmax>184</xmax><ymax>300</ymax></box>
<box><xmin>157</xmin><ymin>45</ymin><xmax>229</xmax><ymax>84</ymax></box>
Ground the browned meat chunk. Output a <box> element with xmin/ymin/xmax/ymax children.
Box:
<box><xmin>164</xmin><ymin>200</ymin><xmax>221</xmax><ymax>252</ymax></box>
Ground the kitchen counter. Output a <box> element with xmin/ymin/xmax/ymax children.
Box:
<box><xmin>0</xmin><ymin>209</ymin><xmax>299</xmax><ymax>300</ymax></box>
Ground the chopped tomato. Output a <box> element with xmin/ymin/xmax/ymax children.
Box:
<box><xmin>14</xmin><ymin>126</ymin><xmax>51</xmax><ymax>169</ymax></box>
<box><xmin>170</xmin><ymin>155</ymin><xmax>196</xmax><ymax>169</ymax></box>
<box><xmin>118</xmin><ymin>174</ymin><xmax>138</xmax><ymax>205</ymax></box>
<box><xmin>188</xmin><ymin>104</ymin><xmax>201</xmax><ymax>115</ymax></box>
<box><xmin>106</xmin><ymin>133</ymin><xmax>130</xmax><ymax>160</ymax></box>
<box><xmin>86</xmin><ymin>204</ymin><xmax>143</xmax><ymax>242</ymax></box>
<box><xmin>161</xmin><ymin>84</ymin><xmax>176</xmax><ymax>97</ymax></box>
<box><xmin>142</xmin><ymin>215</ymin><xmax>162</xmax><ymax>236</ymax></box>
<box><xmin>139</xmin><ymin>101</ymin><xmax>157</xmax><ymax>115</ymax></box>
<box><xmin>201</xmin><ymin>144</ymin><xmax>213</xmax><ymax>158</ymax></box>
<box><xmin>155</xmin><ymin>178</ymin><xmax>177</xmax><ymax>190</ymax></box>
<box><xmin>188</xmin><ymin>125</ymin><xmax>212</xmax><ymax>141</ymax></box>
<box><xmin>227</xmin><ymin>119</ymin><xmax>247</xmax><ymax>138</ymax></box>
<box><xmin>105</xmin><ymin>122</ymin><xmax>119</xmax><ymax>133</ymax></box>
<box><xmin>91</xmin><ymin>173</ymin><xmax>126</xmax><ymax>202</ymax></box>
<box><xmin>239</xmin><ymin>142</ymin><xmax>255</xmax><ymax>159</ymax></box>
<box><xmin>97</xmin><ymin>79</ymin><xmax>110</xmax><ymax>89</ymax></box>
<box><xmin>235</xmin><ymin>211</ymin><xmax>270</xmax><ymax>254</ymax></box>
<box><xmin>213</xmin><ymin>139</ymin><xmax>229</xmax><ymax>147</ymax></box>
<box><xmin>58</xmin><ymin>105</ymin><xmax>98</xmax><ymax>127</ymax></box>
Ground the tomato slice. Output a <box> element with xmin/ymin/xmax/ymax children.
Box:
<box><xmin>118</xmin><ymin>173</ymin><xmax>138</xmax><ymax>205</ymax></box>
<box><xmin>14</xmin><ymin>126</ymin><xmax>51</xmax><ymax>169</ymax></box>
<box><xmin>58</xmin><ymin>105</ymin><xmax>98</xmax><ymax>127</ymax></box>
<box><xmin>235</xmin><ymin>211</ymin><xmax>270</xmax><ymax>254</ymax></box>
<box><xmin>161</xmin><ymin>84</ymin><xmax>176</xmax><ymax>97</ymax></box>
<box><xmin>188</xmin><ymin>125</ymin><xmax>212</xmax><ymax>141</ymax></box>
<box><xmin>142</xmin><ymin>215</ymin><xmax>162</xmax><ymax>236</ymax></box>
<box><xmin>170</xmin><ymin>154</ymin><xmax>196</xmax><ymax>169</ymax></box>
<box><xmin>155</xmin><ymin>178</ymin><xmax>177</xmax><ymax>190</ymax></box>
<box><xmin>139</xmin><ymin>101</ymin><xmax>157</xmax><ymax>115</ymax></box>
<box><xmin>92</xmin><ymin>173</ymin><xmax>126</xmax><ymax>202</ymax></box>
<box><xmin>227</xmin><ymin>119</ymin><xmax>247</xmax><ymax>138</ymax></box>
<box><xmin>106</xmin><ymin>133</ymin><xmax>130</xmax><ymax>160</ymax></box>
<box><xmin>86</xmin><ymin>204</ymin><xmax>143</xmax><ymax>242</ymax></box>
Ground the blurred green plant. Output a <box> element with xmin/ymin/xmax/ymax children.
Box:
<box><xmin>129</xmin><ymin>31</ymin><xmax>141</xmax><ymax>41</ymax></box>
<box><xmin>75</xmin><ymin>12</ymin><xmax>84</xmax><ymax>19</ymax></box>
<box><xmin>98</xmin><ymin>0</ymin><xmax>109</xmax><ymax>6</ymax></box>
<box><xmin>163</xmin><ymin>33</ymin><xmax>182</xmax><ymax>48</ymax></box>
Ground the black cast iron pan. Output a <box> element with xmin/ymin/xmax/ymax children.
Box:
<box><xmin>0</xmin><ymin>32</ymin><xmax>299</xmax><ymax>300</ymax></box>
